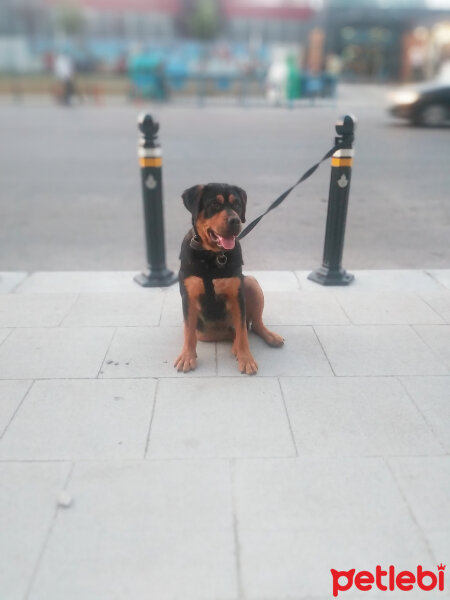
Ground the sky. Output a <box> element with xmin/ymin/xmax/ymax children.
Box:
<box><xmin>310</xmin><ymin>0</ymin><xmax>450</xmax><ymax>7</ymax></box>
<box><xmin>427</xmin><ymin>0</ymin><xmax>450</xmax><ymax>7</ymax></box>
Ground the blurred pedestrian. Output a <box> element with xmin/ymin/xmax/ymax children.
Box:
<box><xmin>266</xmin><ymin>50</ymin><xmax>288</xmax><ymax>106</ymax></box>
<box><xmin>324</xmin><ymin>54</ymin><xmax>342</xmax><ymax>98</ymax></box>
<box><xmin>409</xmin><ymin>45</ymin><xmax>426</xmax><ymax>81</ymax></box>
<box><xmin>436</xmin><ymin>44</ymin><xmax>450</xmax><ymax>82</ymax></box>
<box><xmin>54</xmin><ymin>52</ymin><xmax>75</xmax><ymax>105</ymax></box>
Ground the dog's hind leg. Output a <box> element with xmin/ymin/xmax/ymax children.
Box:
<box><xmin>243</xmin><ymin>276</ymin><xmax>284</xmax><ymax>347</ymax></box>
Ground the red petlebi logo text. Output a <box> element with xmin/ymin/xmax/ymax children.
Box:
<box><xmin>331</xmin><ymin>564</ymin><xmax>445</xmax><ymax>597</ymax></box>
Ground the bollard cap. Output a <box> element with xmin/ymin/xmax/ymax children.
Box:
<box><xmin>335</xmin><ymin>114</ymin><xmax>356</xmax><ymax>148</ymax></box>
<box><xmin>138</xmin><ymin>113</ymin><xmax>160</xmax><ymax>148</ymax></box>
<box><xmin>335</xmin><ymin>114</ymin><xmax>356</xmax><ymax>136</ymax></box>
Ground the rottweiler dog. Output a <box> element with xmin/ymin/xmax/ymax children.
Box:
<box><xmin>175</xmin><ymin>183</ymin><xmax>284</xmax><ymax>375</ymax></box>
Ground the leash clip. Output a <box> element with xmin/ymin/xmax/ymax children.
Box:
<box><xmin>215</xmin><ymin>253</ymin><xmax>227</xmax><ymax>267</ymax></box>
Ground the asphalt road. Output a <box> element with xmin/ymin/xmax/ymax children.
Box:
<box><xmin>1</xmin><ymin>86</ymin><xmax>449</xmax><ymax>271</ymax></box>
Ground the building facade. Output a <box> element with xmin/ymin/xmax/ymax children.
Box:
<box><xmin>323</xmin><ymin>0</ymin><xmax>450</xmax><ymax>80</ymax></box>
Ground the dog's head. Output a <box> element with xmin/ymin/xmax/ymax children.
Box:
<box><xmin>182</xmin><ymin>183</ymin><xmax>247</xmax><ymax>252</ymax></box>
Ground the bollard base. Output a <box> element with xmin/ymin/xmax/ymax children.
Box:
<box><xmin>307</xmin><ymin>266</ymin><xmax>354</xmax><ymax>286</ymax></box>
<box><xmin>134</xmin><ymin>269</ymin><xmax>178</xmax><ymax>288</ymax></box>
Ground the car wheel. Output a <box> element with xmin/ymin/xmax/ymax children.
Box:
<box><xmin>418</xmin><ymin>104</ymin><xmax>448</xmax><ymax>127</ymax></box>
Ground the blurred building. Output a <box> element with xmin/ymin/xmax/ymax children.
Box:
<box><xmin>45</xmin><ymin>0</ymin><xmax>180</xmax><ymax>39</ymax></box>
<box><xmin>323</xmin><ymin>0</ymin><xmax>450</xmax><ymax>81</ymax></box>
<box><xmin>0</xmin><ymin>0</ymin><xmax>449</xmax><ymax>81</ymax></box>
<box><xmin>0</xmin><ymin>0</ymin><xmax>317</xmax><ymax>42</ymax></box>
<box><xmin>221</xmin><ymin>0</ymin><xmax>316</xmax><ymax>43</ymax></box>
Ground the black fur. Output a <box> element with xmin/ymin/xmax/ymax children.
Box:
<box><xmin>179</xmin><ymin>183</ymin><xmax>247</xmax><ymax>329</ymax></box>
<box><xmin>181</xmin><ymin>183</ymin><xmax>247</xmax><ymax>227</ymax></box>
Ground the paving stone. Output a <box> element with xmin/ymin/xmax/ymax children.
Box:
<box><xmin>315</xmin><ymin>325</ymin><xmax>448</xmax><ymax>376</ymax></box>
<box><xmin>427</xmin><ymin>269</ymin><xmax>450</xmax><ymax>289</ymax></box>
<box><xmin>0</xmin><ymin>328</ymin><xmax>12</xmax><ymax>346</ymax></box>
<box><xmin>389</xmin><ymin>457</ymin><xmax>450</xmax><ymax>563</ymax></box>
<box><xmin>28</xmin><ymin>461</ymin><xmax>237</xmax><ymax>600</ymax></box>
<box><xmin>15</xmin><ymin>271</ymin><xmax>149</xmax><ymax>294</ymax></box>
<box><xmin>0</xmin><ymin>327</ymin><xmax>114</xmax><ymax>379</ymax></box>
<box><xmin>0</xmin><ymin>462</ymin><xmax>71</xmax><ymax>600</ymax></box>
<box><xmin>389</xmin><ymin>456</ymin><xmax>450</xmax><ymax>532</ymax></box>
<box><xmin>414</xmin><ymin>325</ymin><xmax>450</xmax><ymax>369</ymax></box>
<box><xmin>149</xmin><ymin>377</ymin><xmax>295</xmax><ymax>458</ymax></box>
<box><xmin>0</xmin><ymin>272</ymin><xmax>28</xmax><ymax>293</ymax></box>
<box><xmin>217</xmin><ymin>326</ymin><xmax>332</xmax><ymax>376</ymax></box>
<box><xmin>159</xmin><ymin>287</ymin><xmax>183</xmax><ymax>326</ymax></box>
<box><xmin>419</xmin><ymin>291</ymin><xmax>450</xmax><ymax>323</ymax></box>
<box><xmin>400</xmin><ymin>376</ymin><xmax>450</xmax><ymax>453</ymax></box>
<box><xmin>243</xmin><ymin>270</ymin><xmax>300</xmax><ymax>291</ymax></box>
<box><xmin>235</xmin><ymin>456</ymin><xmax>434</xmax><ymax>598</ymax></box>
<box><xmin>0</xmin><ymin>294</ymin><xmax>77</xmax><ymax>327</ymax></box>
<box><xmin>261</xmin><ymin>291</ymin><xmax>349</xmax><ymax>325</ymax></box>
<box><xmin>234</xmin><ymin>457</ymin><xmax>416</xmax><ymax>532</ymax></box>
<box><xmin>239</xmin><ymin>527</ymin><xmax>433</xmax><ymax>600</ymax></box>
<box><xmin>297</xmin><ymin>269</ymin><xmax>442</xmax><ymax>292</ymax></box>
<box><xmin>424</xmin><ymin>529</ymin><xmax>450</xmax><ymax>563</ymax></box>
<box><xmin>337</xmin><ymin>292</ymin><xmax>443</xmax><ymax>325</ymax></box>
<box><xmin>61</xmin><ymin>292</ymin><xmax>164</xmax><ymax>327</ymax></box>
<box><xmin>100</xmin><ymin>326</ymin><xmax>216</xmax><ymax>378</ymax></box>
<box><xmin>280</xmin><ymin>377</ymin><xmax>443</xmax><ymax>456</ymax></box>
<box><xmin>0</xmin><ymin>270</ymin><xmax>449</xmax><ymax>600</ymax></box>
<box><xmin>0</xmin><ymin>380</ymin><xmax>32</xmax><ymax>438</ymax></box>
<box><xmin>31</xmin><ymin>529</ymin><xmax>237</xmax><ymax>600</ymax></box>
<box><xmin>0</xmin><ymin>379</ymin><xmax>156</xmax><ymax>460</ymax></box>
<box><xmin>66</xmin><ymin>460</ymin><xmax>232</xmax><ymax>529</ymax></box>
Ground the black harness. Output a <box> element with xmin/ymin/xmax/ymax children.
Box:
<box><xmin>179</xmin><ymin>233</ymin><xmax>244</xmax><ymax>320</ymax></box>
<box><xmin>188</xmin><ymin>235</ymin><xmax>230</xmax><ymax>269</ymax></box>
<box><xmin>180</xmin><ymin>234</ymin><xmax>243</xmax><ymax>281</ymax></box>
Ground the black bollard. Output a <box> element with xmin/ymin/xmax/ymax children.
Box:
<box><xmin>308</xmin><ymin>114</ymin><xmax>356</xmax><ymax>286</ymax></box>
<box><xmin>134</xmin><ymin>114</ymin><xmax>178</xmax><ymax>288</ymax></box>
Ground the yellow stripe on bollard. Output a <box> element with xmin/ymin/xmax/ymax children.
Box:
<box><xmin>331</xmin><ymin>157</ymin><xmax>353</xmax><ymax>167</ymax></box>
<box><xmin>139</xmin><ymin>157</ymin><xmax>162</xmax><ymax>168</ymax></box>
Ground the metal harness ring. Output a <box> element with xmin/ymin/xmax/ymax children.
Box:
<box><xmin>215</xmin><ymin>253</ymin><xmax>227</xmax><ymax>267</ymax></box>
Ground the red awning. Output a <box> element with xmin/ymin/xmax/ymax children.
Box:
<box><xmin>221</xmin><ymin>0</ymin><xmax>314</xmax><ymax>19</ymax></box>
<box><xmin>44</xmin><ymin>0</ymin><xmax>181</xmax><ymax>14</ymax></box>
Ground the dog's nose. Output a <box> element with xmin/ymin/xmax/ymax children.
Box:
<box><xmin>228</xmin><ymin>216</ymin><xmax>240</xmax><ymax>227</ymax></box>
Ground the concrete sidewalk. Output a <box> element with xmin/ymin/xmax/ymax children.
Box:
<box><xmin>0</xmin><ymin>269</ymin><xmax>449</xmax><ymax>600</ymax></box>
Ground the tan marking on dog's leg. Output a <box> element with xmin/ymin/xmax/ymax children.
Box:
<box><xmin>244</xmin><ymin>275</ymin><xmax>284</xmax><ymax>347</ymax></box>
<box><xmin>214</xmin><ymin>277</ymin><xmax>258</xmax><ymax>375</ymax></box>
<box><xmin>174</xmin><ymin>276</ymin><xmax>204</xmax><ymax>372</ymax></box>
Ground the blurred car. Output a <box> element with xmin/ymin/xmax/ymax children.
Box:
<box><xmin>388</xmin><ymin>81</ymin><xmax>450</xmax><ymax>127</ymax></box>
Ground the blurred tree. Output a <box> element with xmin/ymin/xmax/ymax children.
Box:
<box><xmin>186</xmin><ymin>0</ymin><xmax>222</xmax><ymax>39</ymax></box>
<box><xmin>56</xmin><ymin>4</ymin><xmax>85</xmax><ymax>36</ymax></box>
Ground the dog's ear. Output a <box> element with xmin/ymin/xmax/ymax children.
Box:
<box><xmin>182</xmin><ymin>185</ymin><xmax>204</xmax><ymax>224</ymax></box>
<box><xmin>233</xmin><ymin>186</ymin><xmax>247</xmax><ymax>223</ymax></box>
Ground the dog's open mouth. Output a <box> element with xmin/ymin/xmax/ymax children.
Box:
<box><xmin>208</xmin><ymin>229</ymin><xmax>236</xmax><ymax>250</ymax></box>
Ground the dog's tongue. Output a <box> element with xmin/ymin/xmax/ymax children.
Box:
<box><xmin>217</xmin><ymin>235</ymin><xmax>235</xmax><ymax>250</ymax></box>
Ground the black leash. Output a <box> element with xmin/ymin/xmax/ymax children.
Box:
<box><xmin>238</xmin><ymin>142</ymin><xmax>342</xmax><ymax>241</ymax></box>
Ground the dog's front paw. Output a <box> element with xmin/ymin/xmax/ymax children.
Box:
<box><xmin>236</xmin><ymin>352</ymin><xmax>258</xmax><ymax>375</ymax></box>
<box><xmin>174</xmin><ymin>350</ymin><xmax>197</xmax><ymax>373</ymax></box>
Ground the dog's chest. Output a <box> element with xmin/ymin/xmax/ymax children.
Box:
<box><xmin>198</xmin><ymin>285</ymin><xmax>228</xmax><ymax>322</ymax></box>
